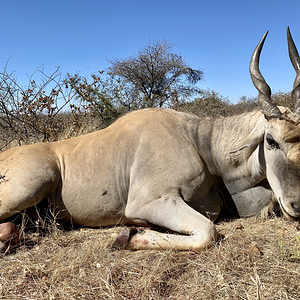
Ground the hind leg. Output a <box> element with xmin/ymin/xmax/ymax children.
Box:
<box><xmin>0</xmin><ymin>223</ymin><xmax>18</xmax><ymax>251</ymax></box>
<box><xmin>0</xmin><ymin>146</ymin><xmax>60</xmax><ymax>249</ymax></box>
<box><xmin>119</xmin><ymin>195</ymin><xmax>217</xmax><ymax>251</ymax></box>
<box><xmin>0</xmin><ymin>145</ymin><xmax>60</xmax><ymax>221</ymax></box>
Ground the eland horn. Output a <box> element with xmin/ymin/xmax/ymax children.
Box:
<box><xmin>250</xmin><ymin>31</ymin><xmax>282</xmax><ymax>119</ymax></box>
<box><xmin>287</xmin><ymin>26</ymin><xmax>300</xmax><ymax>114</ymax></box>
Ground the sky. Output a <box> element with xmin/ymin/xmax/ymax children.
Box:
<box><xmin>0</xmin><ymin>0</ymin><xmax>299</xmax><ymax>104</ymax></box>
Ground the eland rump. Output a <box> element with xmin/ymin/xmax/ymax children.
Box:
<box><xmin>0</xmin><ymin>28</ymin><xmax>300</xmax><ymax>251</ymax></box>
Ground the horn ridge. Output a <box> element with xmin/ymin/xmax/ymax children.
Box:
<box><xmin>287</xmin><ymin>26</ymin><xmax>300</xmax><ymax>114</ymax></box>
<box><xmin>250</xmin><ymin>31</ymin><xmax>282</xmax><ymax>118</ymax></box>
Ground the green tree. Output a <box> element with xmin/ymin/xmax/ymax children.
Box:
<box><xmin>64</xmin><ymin>71</ymin><xmax>125</xmax><ymax>127</ymax></box>
<box><xmin>109</xmin><ymin>40</ymin><xmax>203</xmax><ymax>108</ymax></box>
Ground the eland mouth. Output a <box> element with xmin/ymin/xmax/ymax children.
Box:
<box><xmin>278</xmin><ymin>198</ymin><xmax>300</xmax><ymax>222</ymax></box>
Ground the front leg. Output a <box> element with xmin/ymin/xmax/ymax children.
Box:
<box><xmin>119</xmin><ymin>195</ymin><xmax>217</xmax><ymax>251</ymax></box>
<box><xmin>231</xmin><ymin>180</ymin><xmax>275</xmax><ymax>218</ymax></box>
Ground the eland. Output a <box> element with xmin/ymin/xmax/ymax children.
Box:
<box><xmin>0</xmin><ymin>28</ymin><xmax>300</xmax><ymax>251</ymax></box>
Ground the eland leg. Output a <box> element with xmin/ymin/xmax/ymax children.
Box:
<box><xmin>0</xmin><ymin>146</ymin><xmax>60</xmax><ymax>249</ymax></box>
<box><xmin>231</xmin><ymin>180</ymin><xmax>275</xmax><ymax>218</ymax></box>
<box><xmin>0</xmin><ymin>146</ymin><xmax>60</xmax><ymax>221</ymax></box>
<box><xmin>121</xmin><ymin>195</ymin><xmax>218</xmax><ymax>250</ymax></box>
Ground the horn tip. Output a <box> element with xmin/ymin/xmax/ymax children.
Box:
<box><xmin>260</xmin><ymin>31</ymin><xmax>269</xmax><ymax>43</ymax></box>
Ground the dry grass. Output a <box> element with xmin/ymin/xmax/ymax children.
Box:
<box><xmin>0</xmin><ymin>216</ymin><xmax>300</xmax><ymax>300</ymax></box>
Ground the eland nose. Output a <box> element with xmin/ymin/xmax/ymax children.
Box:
<box><xmin>291</xmin><ymin>202</ymin><xmax>300</xmax><ymax>215</ymax></box>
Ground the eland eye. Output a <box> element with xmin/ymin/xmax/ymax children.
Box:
<box><xmin>266</xmin><ymin>134</ymin><xmax>280</xmax><ymax>149</ymax></box>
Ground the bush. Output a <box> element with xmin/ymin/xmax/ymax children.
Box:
<box><xmin>0</xmin><ymin>64</ymin><xmax>108</xmax><ymax>150</ymax></box>
<box><xmin>176</xmin><ymin>89</ymin><xmax>232</xmax><ymax>117</ymax></box>
<box><xmin>0</xmin><ymin>64</ymin><xmax>77</xmax><ymax>149</ymax></box>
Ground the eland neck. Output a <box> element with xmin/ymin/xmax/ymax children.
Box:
<box><xmin>196</xmin><ymin>110</ymin><xmax>266</xmax><ymax>194</ymax></box>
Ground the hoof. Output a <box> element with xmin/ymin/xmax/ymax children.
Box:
<box><xmin>0</xmin><ymin>222</ymin><xmax>19</xmax><ymax>251</ymax></box>
<box><xmin>111</xmin><ymin>227</ymin><xmax>138</xmax><ymax>250</ymax></box>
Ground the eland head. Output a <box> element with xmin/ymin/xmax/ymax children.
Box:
<box><xmin>240</xmin><ymin>27</ymin><xmax>300</xmax><ymax>221</ymax></box>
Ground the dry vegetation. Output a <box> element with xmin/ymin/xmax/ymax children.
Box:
<box><xmin>1</xmin><ymin>214</ymin><xmax>300</xmax><ymax>299</ymax></box>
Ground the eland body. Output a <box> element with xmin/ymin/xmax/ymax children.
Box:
<box><xmin>1</xmin><ymin>28</ymin><xmax>300</xmax><ymax>250</ymax></box>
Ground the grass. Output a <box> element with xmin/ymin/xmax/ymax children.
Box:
<box><xmin>0</xmin><ymin>215</ymin><xmax>300</xmax><ymax>299</ymax></box>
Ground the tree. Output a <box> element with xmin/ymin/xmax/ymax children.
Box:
<box><xmin>109</xmin><ymin>40</ymin><xmax>203</xmax><ymax>108</ymax></box>
<box><xmin>64</xmin><ymin>71</ymin><xmax>125</xmax><ymax>127</ymax></box>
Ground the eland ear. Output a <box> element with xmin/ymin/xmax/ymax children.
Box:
<box><xmin>230</xmin><ymin>122</ymin><xmax>265</xmax><ymax>154</ymax></box>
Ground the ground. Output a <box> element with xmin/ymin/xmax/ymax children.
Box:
<box><xmin>0</xmin><ymin>214</ymin><xmax>300</xmax><ymax>300</ymax></box>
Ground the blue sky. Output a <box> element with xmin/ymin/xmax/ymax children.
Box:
<box><xmin>0</xmin><ymin>0</ymin><xmax>299</xmax><ymax>103</ymax></box>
